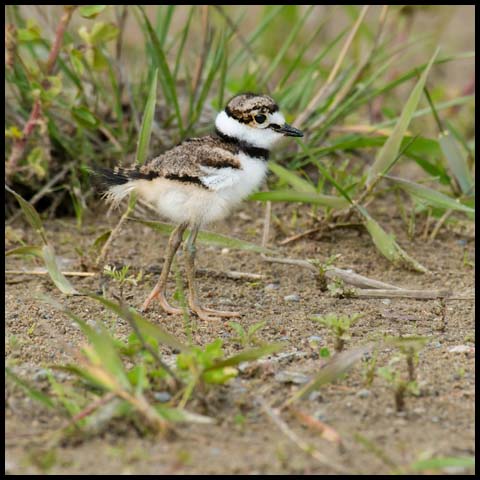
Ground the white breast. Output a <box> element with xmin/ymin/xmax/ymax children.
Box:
<box><xmin>201</xmin><ymin>152</ymin><xmax>268</xmax><ymax>205</ymax></box>
<box><xmin>132</xmin><ymin>153</ymin><xmax>267</xmax><ymax>227</ymax></box>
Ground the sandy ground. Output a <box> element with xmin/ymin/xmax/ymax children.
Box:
<box><xmin>5</xmin><ymin>199</ymin><xmax>475</xmax><ymax>475</ymax></box>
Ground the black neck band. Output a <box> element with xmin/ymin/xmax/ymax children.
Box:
<box><xmin>215</xmin><ymin>128</ymin><xmax>269</xmax><ymax>160</ymax></box>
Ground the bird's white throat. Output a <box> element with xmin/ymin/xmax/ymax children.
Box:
<box><xmin>215</xmin><ymin>110</ymin><xmax>285</xmax><ymax>150</ymax></box>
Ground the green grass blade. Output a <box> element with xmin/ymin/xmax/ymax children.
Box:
<box><xmin>88</xmin><ymin>294</ymin><xmax>189</xmax><ymax>352</ymax></box>
<box><xmin>216</xmin><ymin>32</ymin><xmax>228</xmax><ymax>111</ymax></box>
<box><xmin>40</xmin><ymin>295</ymin><xmax>131</xmax><ymax>391</ymax></box>
<box><xmin>307</xmin><ymin>134</ymin><xmax>441</xmax><ymax>159</ymax></box>
<box><xmin>366</xmin><ymin>48</ymin><xmax>439</xmax><ymax>186</ymax></box>
<box><xmin>439</xmin><ymin>130</ymin><xmax>474</xmax><ymax>195</ymax></box>
<box><xmin>42</xmin><ymin>245</ymin><xmax>79</xmax><ymax>295</ymax></box>
<box><xmin>137</xmin><ymin>6</ymin><xmax>184</xmax><ymax>136</ymax></box>
<box><xmin>268</xmin><ymin>161</ymin><xmax>316</xmax><ymax>192</ymax></box>
<box><xmin>228</xmin><ymin>321</ymin><xmax>246</xmax><ymax>337</ymax></box>
<box><xmin>358</xmin><ymin>207</ymin><xmax>428</xmax><ymax>273</ymax></box>
<box><xmin>230</xmin><ymin>5</ymin><xmax>285</xmax><ymax>68</ymax></box>
<box><xmin>136</xmin><ymin>68</ymin><xmax>158</xmax><ymax>165</ymax></box>
<box><xmin>6</xmin><ymin>367</ymin><xmax>56</xmax><ymax>409</ymax></box>
<box><xmin>376</xmin><ymin>95</ymin><xmax>474</xmax><ymax>129</ymax></box>
<box><xmin>262</xmin><ymin>5</ymin><xmax>314</xmax><ymax>85</ymax></box>
<box><xmin>130</xmin><ymin>218</ymin><xmax>276</xmax><ymax>254</ymax></box>
<box><xmin>353</xmin><ymin>52</ymin><xmax>475</xmax><ymax>116</ymax></box>
<box><xmin>5</xmin><ymin>185</ymin><xmax>48</xmax><ymax>244</ymax></box>
<box><xmin>154</xmin><ymin>405</ymin><xmax>214</xmax><ymax>424</ymax></box>
<box><xmin>156</xmin><ymin>5</ymin><xmax>175</xmax><ymax>47</ymax></box>
<box><xmin>190</xmin><ymin>30</ymin><xmax>228</xmax><ymax>129</ymax></box>
<box><xmin>79</xmin><ymin>5</ymin><xmax>107</xmax><ymax>19</ymax></box>
<box><xmin>5</xmin><ymin>245</ymin><xmax>43</xmax><ymax>258</ymax></box>
<box><xmin>173</xmin><ymin>6</ymin><xmax>195</xmax><ymax>80</ymax></box>
<box><xmin>298</xmin><ymin>141</ymin><xmax>354</xmax><ymax>204</ymax></box>
<box><xmin>410</xmin><ymin>456</ymin><xmax>475</xmax><ymax>473</ymax></box>
<box><xmin>285</xmin><ymin>345</ymin><xmax>371</xmax><ymax>406</ymax></box>
<box><xmin>275</xmin><ymin>17</ymin><xmax>333</xmax><ymax>91</ymax></box>
<box><xmin>204</xmin><ymin>343</ymin><xmax>284</xmax><ymax>370</ymax></box>
<box><xmin>247</xmin><ymin>320</ymin><xmax>267</xmax><ymax>337</ymax></box>
<box><xmin>250</xmin><ymin>190</ymin><xmax>349</xmax><ymax>209</ymax></box>
<box><xmin>387</xmin><ymin>176</ymin><xmax>474</xmax><ymax>213</ymax></box>
<box><xmin>407</xmin><ymin>152</ymin><xmax>452</xmax><ymax>186</ymax></box>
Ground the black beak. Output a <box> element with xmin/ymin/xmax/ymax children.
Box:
<box><xmin>277</xmin><ymin>123</ymin><xmax>303</xmax><ymax>137</ymax></box>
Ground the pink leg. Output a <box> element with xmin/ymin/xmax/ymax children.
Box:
<box><xmin>183</xmin><ymin>224</ymin><xmax>241</xmax><ymax>321</ymax></box>
<box><xmin>141</xmin><ymin>222</ymin><xmax>187</xmax><ymax>314</ymax></box>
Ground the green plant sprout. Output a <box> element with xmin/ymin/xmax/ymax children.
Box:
<box><xmin>311</xmin><ymin>312</ymin><xmax>363</xmax><ymax>352</ymax></box>
<box><xmin>228</xmin><ymin>320</ymin><xmax>267</xmax><ymax>347</ymax></box>
<box><xmin>103</xmin><ymin>264</ymin><xmax>143</xmax><ymax>297</ymax></box>
<box><xmin>308</xmin><ymin>254</ymin><xmax>342</xmax><ymax>291</ymax></box>
<box><xmin>362</xmin><ymin>347</ymin><xmax>379</xmax><ymax>388</ymax></box>
<box><xmin>377</xmin><ymin>336</ymin><xmax>427</xmax><ymax>411</ymax></box>
<box><xmin>326</xmin><ymin>277</ymin><xmax>357</xmax><ymax>298</ymax></box>
<box><xmin>377</xmin><ymin>361</ymin><xmax>419</xmax><ymax>412</ymax></box>
<box><xmin>386</xmin><ymin>335</ymin><xmax>428</xmax><ymax>382</ymax></box>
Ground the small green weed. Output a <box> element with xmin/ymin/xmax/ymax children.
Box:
<box><xmin>228</xmin><ymin>320</ymin><xmax>267</xmax><ymax>347</ymax></box>
<box><xmin>311</xmin><ymin>312</ymin><xmax>363</xmax><ymax>352</ymax></box>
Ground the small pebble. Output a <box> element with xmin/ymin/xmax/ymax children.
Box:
<box><xmin>153</xmin><ymin>392</ymin><xmax>172</xmax><ymax>403</ymax></box>
<box><xmin>448</xmin><ymin>345</ymin><xmax>474</xmax><ymax>354</ymax></box>
<box><xmin>238</xmin><ymin>362</ymin><xmax>249</xmax><ymax>373</ymax></box>
<box><xmin>356</xmin><ymin>389</ymin><xmax>371</xmax><ymax>399</ymax></box>
<box><xmin>313</xmin><ymin>409</ymin><xmax>328</xmax><ymax>421</ymax></box>
<box><xmin>308</xmin><ymin>335</ymin><xmax>323</xmax><ymax>343</ymax></box>
<box><xmin>238</xmin><ymin>212</ymin><xmax>252</xmax><ymax>221</ymax></box>
<box><xmin>444</xmin><ymin>466</ymin><xmax>470</xmax><ymax>474</ymax></box>
<box><xmin>308</xmin><ymin>391</ymin><xmax>323</xmax><ymax>402</ymax></box>
<box><xmin>457</xmin><ymin>239</ymin><xmax>467</xmax><ymax>246</ymax></box>
<box><xmin>381</xmin><ymin>299</ymin><xmax>391</xmax><ymax>305</ymax></box>
<box><xmin>221</xmin><ymin>248</ymin><xmax>230</xmax><ymax>255</ymax></box>
<box><xmin>33</xmin><ymin>368</ymin><xmax>49</xmax><ymax>382</ymax></box>
<box><xmin>284</xmin><ymin>294</ymin><xmax>300</xmax><ymax>302</ymax></box>
<box><xmin>264</xmin><ymin>283</ymin><xmax>280</xmax><ymax>291</ymax></box>
<box><xmin>431</xmin><ymin>416</ymin><xmax>440</xmax><ymax>423</ymax></box>
<box><xmin>275</xmin><ymin>371</ymin><xmax>310</xmax><ymax>384</ymax></box>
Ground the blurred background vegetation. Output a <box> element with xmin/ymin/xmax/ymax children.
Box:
<box><xmin>5</xmin><ymin>5</ymin><xmax>475</xmax><ymax>269</ymax></box>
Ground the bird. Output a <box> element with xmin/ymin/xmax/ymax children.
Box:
<box><xmin>95</xmin><ymin>93</ymin><xmax>303</xmax><ymax>321</ymax></box>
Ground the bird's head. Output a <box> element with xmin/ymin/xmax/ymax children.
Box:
<box><xmin>215</xmin><ymin>93</ymin><xmax>303</xmax><ymax>150</ymax></box>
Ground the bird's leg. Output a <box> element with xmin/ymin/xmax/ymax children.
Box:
<box><xmin>141</xmin><ymin>222</ymin><xmax>188</xmax><ymax>314</ymax></box>
<box><xmin>184</xmin><ymin>223</ymin><xmax>241</xmax><ymax>321</ymax></box>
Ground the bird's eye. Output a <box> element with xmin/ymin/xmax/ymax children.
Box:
<box><xmin>254</xmin><ymin>114</ymin><xmax>267</xmax><ymax>124</ymax></box>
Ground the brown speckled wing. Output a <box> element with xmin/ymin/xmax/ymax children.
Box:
<box><xmin>140</xmin><ymin>136</ymin><xmax>240</xmax><ymax>187</ymax></box>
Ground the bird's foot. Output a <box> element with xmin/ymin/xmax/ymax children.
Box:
<box><xmin>189</xmin><ymin>303</ymin><xmax>241</xmax><ymax>321</ymax></box>
<box><xmin>141</xmin><ymin>292</ymin><xmax>183</xmax><ymax>315</ymax></box>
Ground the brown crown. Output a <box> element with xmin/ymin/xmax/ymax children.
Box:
<box><xmin>225</xmin><ymin>93</ymin><xmax>278</xmax><ymax>123</ymax></box>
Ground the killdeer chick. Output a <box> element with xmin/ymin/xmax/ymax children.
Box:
<box><xmin>97</xmin><ymin>93</ymin><xmax>303</xmax><ymax>321</ymax></box>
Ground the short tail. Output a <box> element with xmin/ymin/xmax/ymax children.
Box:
<box><xmin>91</xmin><ymin>166</ymin><xmax>154</xmax><ymax>207</ymax></box>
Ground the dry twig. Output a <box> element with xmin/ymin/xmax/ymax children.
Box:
<box><xmin>257</xmin><ymin>397</ymin><xmax>349</xmax><ymax>474</ymax></box>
